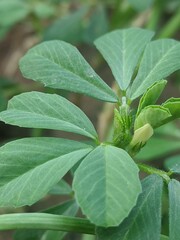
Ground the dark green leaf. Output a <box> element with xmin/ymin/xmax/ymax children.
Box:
<box><xmin>169</xmin><ymin>179</ymin><xmax>180</xmax><ymax>240</ymax></box>
<box><xmin>0</xmin><ymin>91</ymin><xmax>98</xmax><ymax>140</ymax></box>
<box><xmin>165</xmin><ymin>155</ymin><xmax>180</xmax><ymax>174</ymax></box>
<box><xmin>44</xmin><ymin>7</ymin><xmax>88</xmax><ymax>43</ymax></box>
<box><xmin>19</xmin><ymin>41</ymin><xmax>118</xmax><ymax>102</ymax></box>
<box><xmin>48</xmin><ymin>179</ymin><xmax>72</xmax><ymax>195</ymax></box>
<box><xmin>96</xmin><ymin>175</ymin><xmax>163</xmax><ymax>240</ymax></box>
<box><xmin>137</xmin><ymin>80</ymin><xmax>167</xmax><ymax>116</ymax></box>
<box><xmin>136</xmin><ymin>137</ymin><xmax>180</xmax><ymax>161</ymax></box>
<box><xmin>83</xmin><ymin>6</ymin><xmax>109</xmax><ymax>44</ymax></box>
<box><xmin>94</xmin><ymin>28</ymin><xmax>154</xmax><ymax>90</ymax></box>
<box><xmin>129</xmin><ymin>39</ymin><xmax>180</xmax><ymax>99</ymax></box>
<box><xmin>73</xmin><ymin>145</ymin><xmax>141</xmax><ymax>227</ymax></box>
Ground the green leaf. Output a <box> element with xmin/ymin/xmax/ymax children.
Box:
<box><xmin>162</xmin><ymin>98</ymin><xmax>180</xmax><ymax>120</ymax></box>
<box><xmin>73</xmin><ymin>145</ymin><xmax>141</xmax><ymax>227</ymax></box>
<box><xmin>48</xmin><ymin>179</ymin><xmax>72</xmax><ymax>195</ymax></box>
<box><xmin>0</xmin><ymin>137</ymin><xmax>90</xmax><ymax>187</ymax></box>
<box><xmin>134</xmin><ymin>105</ymin><xmax>172</xmax><ymax>130</ymax></box>
<box><xmin>43</xmin><ymin>7</ymin><xmax>88</xmax><ymax>43</ymax></box>
<box><xmin>0</xmin><ymin>91</ymin><xmax>98</xmax><ymax>140</ymax></box>
<box><xmin>83</xmin><ymin>6</ymin><xmax>109</xmax><ymax>45</ymax></box>
<box><xmin>19</xmin><ymin>41</ymin><xmax>118</xmax><ymax>102</ymax></box>
<box><xmin>94</xmin><ymin>28</ymin><xmax>154</xmax><ymax>90</ymax></box>
<box><xmin>129</xmin><ymin>39</ymin><xmax>180</xmax><ymax>99</ymax></box>
<box><xmin>128</xmin><ymin>0</ymin><xmax>154</xmax><ymax>11</ymax></box>
<box><xmin>14</xmin><ymin>200</ymin><xmax>78</xmax><ymax>240</ymax></box>
<box><xmin>165</xmin><ymin>155</ymin><xmax>180</xmax><ymax>174</ymax></box>
<box><xmin>169</xmin><ymin>179</ymin><xmax>180</xmax><ymax>240</ymax></box>
<box><xmin>0</xmin><ymin>137</ymin><xmax>92</xmax><ymax>207</ymax></box>
<box><xmin>96</xmin><ymin>175</ymin><xmax>163</xmax><ymax>240</ymax></box>
<box><xmin>137</xmin><ymin>80</ymin><xmax>167</xmax><ymax>116</ymax></box>
<box><xmin>0</xmin><ymin>0</ymin><xmax>29</xmax><ymax>27</ymax></box>
<box><xmin>33</xmin><ymin>2</ymin><xmax>55</xmax><ymax>19</ymax></box>
<box><xmin>161</xmin><ymin>235</ymin><xmax>169</xmax><ymax>240</ymax></box>
<box><xmin>136</xmin><ymin>136</ymin><xmax>180</xmax><ymax>161</ymax></box>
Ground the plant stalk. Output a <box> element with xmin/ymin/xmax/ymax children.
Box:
<box><xmin>138</xmin><ymin>163</ymin><xmax>172</xmax><ymax>183</ymax></box>
<box><xmin>0</xmin><ymin>213</ymin><xmax>95</xmax><ymax>235</ymax></box>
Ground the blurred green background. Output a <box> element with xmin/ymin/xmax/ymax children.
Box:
<box><xmin>0</xmin><ymin>0</ymin><xmax>179</xmax><ymax>239</ymax></box>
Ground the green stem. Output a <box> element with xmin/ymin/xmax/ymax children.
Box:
<box><xmin>0</xmin><ymin>213</ymin><xmax>95</xmax><ymax>235</ymax></box>
<box><xmin>138</xmin><ymin>163</ymin><xmax>171</xmax><ymax>183</ymax></box>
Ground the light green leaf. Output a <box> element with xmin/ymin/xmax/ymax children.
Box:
<box><xmin>48</xmin><ymin>179</ymin><xmax>72</xmax><ymax>195</ymax></box>
<box><xmin>0</xmin><ymin>0</ymin><xmax>29</xmax><ymax>27</ymax></box>
<box><xmin>162</xmin><ymin>98</ymin><xmax>180</xmax><ymax>120</ymax></box>
<box><xmin>0</xmin><ymin>138</ymin><xmax>92</xmax><ymax>207</ymax></box>
<box><xmin>43</xmin><ymin>6</ymin><xmax>88</xmax><ymax>43</ymax></box>
<box><xmin>14</xmin><ymin>200</ymin><xmax>78</xmax><ymax>240</ymax></box>
<box><xmin>0</xmin><ymin>91</ymin><xmax>98</xmax><ymax>140</ymax></box>
<box><xmin>0</xmin><ymin>137</ymin><xmax>90</xmax><ymax>187</ymax></box>
<box><xmin>169</xmin><ymin>179</ymin><xmax>180</xmax><ymax>240</ymax></box>
<box><xmin>134</xmin><ymin>105</ymin><xmax>172</xmax><ymax>130</ymax></box>
<box><xmin>129</xmin><ymin>39</ymin><xmax>180</xmax><ymax>99</ymax></box>
<box><xmin>128</xmin><ymin>0</ymin><xmax>154</xmax><ymax>11</ymax></box>
<box><xmin>137</xmin><ymin>80</ymin><xmax>167</xmax><ymax>116</ymax></box>
<box><xmin>94</xmin><ymin>28</ymin><xmax>154</xmax><ymax>90</ymax></box>
<box><xmin>19</xmin><ymin>41</ymin><xmax>118</xmax><ymax>102</ymax></box>
<box><xmin>136</xmin><ymin>137</ymin><xmax>180</xmax><ymax>161</ymax></box>
<box><xmin>33</xmin><ymin>2</ymin><xmax>55</xmax><ymax>19</ymax></box>
<box><xmin>165</xmin><ymin>155</ymin><xmax>180</xmax><ymax>174</ymax></box>
<box><xmin>161</xmin><ymin>235</ymin><xmax>169</xmax><ymax>240</ymax></box>
<box><xmin>96</xmin><ymin>175</ymin><xmax>163</xmax><ymax>240</ymax></box>
<box><xmin>73</xmin><ymin>145</ymin><xmax>141</xmax><ymax>227</ymax></box>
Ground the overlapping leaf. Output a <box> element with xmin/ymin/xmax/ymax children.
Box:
<box><xmin>0</xmin><ymin>137</ymin><xmax>92</xmax><ymax>207</ymax></box>
<box><xmin>165</xmin><ymin>155</ymin><xmax>180</xmax><ymax>174</ymax></box>
<box><xmin>19</xmin><ymin>41</ymin><xmax>118</xmax><ymax>102</ymax></box>
<box><xmin>137</xmin><ymin>80</ymin><xmax>167</xmax><ymax>115</ymax></box>
<box><xmin>134</xmin><ymin>105</ymin><xmax>172</xmax><ymax>130</ymax></box>
<box><xmin>73</xmin><ymin>145</ymin><xmax>141</xmax><ymax>227</ymax></box>
<box><xmin>96</xmin><ymin>175</ymin><xmax>163</xmax><ymax>240</ymax></box>
<box><xmin>94</xmin><ymin>28</ymin><xmax>154</xmax><ymax>90</ymax></box>
<box><xmin>48</xmin><ymin>179</ymin><xmax>72</xmax><ymax>195</ymax></box>
<box><xmin>162</xmin><ymin>98</ymin><xmax>180</xmax><ymax>121</ymax></box>
<box><xmin>0</xmin><ymin>91</ymin><xmax>98</xmax><ymax>140</ymax></box>
<box><xmin>169</xmin><ymin>180</ymin><xmax>180</xmax><ymax>240</ymax></box>
<box><xmin>129</xmin><ymin>39</ymin><xmax>180</xmax><ymax>99</ymax></box>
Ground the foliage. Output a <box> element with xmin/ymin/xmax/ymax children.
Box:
<box><xmin>0</xmin><ymin>27</ymin><xmax>180</xmax><ymax>239</ymax></box>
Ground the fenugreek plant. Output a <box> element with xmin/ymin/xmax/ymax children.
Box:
<box><xmin>0</xmin><ymin>28</ymin><xmax>180</xmax><ymax>240</ymax></box>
